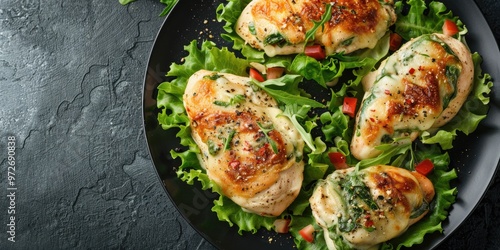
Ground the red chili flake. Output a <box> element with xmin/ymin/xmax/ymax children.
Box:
<box><xmin>409</xmin><ymin>68</ymin><xmax>416</xmax><ymax>74</ymax></box>
<box><xmin>370</xmin><ymin>117</ymin><xmax>376</xmax><ymax>122</ymax></box>
<box><xmin>384</xmin><ymin>89</ymin><xmax>391</xmax><ymax>95</ymax></box>
<box><xmin>365</xmin><ymin>219</ymin><xmax>374</xmax><ymax>228</ymax></box>
<box><xmin>256</xmin><ymin>145</ymin><xmax>270</xmax><ymax>162</ymax></box>
<box><xmin>418</xmin><ymin>65</ymin><xmax>424</xmax><ymax>71</ymax></box>
<box><xmin>243</xmin><ymin>142</ymin><xmax>253</xmax><ymax>151</ymax></box>
<box><xmin>229</xmin><ymin>160</ymin><xmax>240</xmax><ymax>170</ymax></box>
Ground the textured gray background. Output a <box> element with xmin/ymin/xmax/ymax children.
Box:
<box><xmin>0</xmin><ymin>0</ymin><xmax>498</xmax><ymax>249</ymax></box>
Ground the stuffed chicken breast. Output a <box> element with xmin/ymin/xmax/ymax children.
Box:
<box><xmin>310</xmin><ymin>165</ymin><xmax>435</xmax><ymax>250</ymax></box>
<box><xmin>351</xmin><ymin>33</ymin><xmax>474</xmax><ymax>160</ymax></box>
<box><xmin>236</xmin><ymin>0</ymin><xmax>396</xmax><ymax>57</ymax></box>
<box><xmin>183</xmin><ymin>70</ymin><xmax>305</xmax><ymax>216</ymax></box>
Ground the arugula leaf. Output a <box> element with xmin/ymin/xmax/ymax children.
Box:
<box><xmin>256</xmin><ymin>123</ymin><xmax>278</xmax><ymax>154</ymax></box>
<box><xmin>252</xmin><ymin>75</ymin><xmax>325</xmax><ymax>108</ymax></box>
<box><xmin>223</xmin><ymin>129</ymin><xmax>237</xmax><ymax>151</ymax></box>
<box><xmin>304</xmin><ymin>3</ymin><xmax>332</xmax><ymax>45</ymax></box>
<box><xmin>357</xmin><ymin>142</ymin><xmax>413</xmax><ymax>169</ymax></box>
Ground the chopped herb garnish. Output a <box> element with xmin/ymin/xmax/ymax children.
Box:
<box><xmin>340</xmin><ymin>37</ymin><xmax>354</xmax><ymax>46</ymax></box>
<box><xmin>248</xmin><ymin>22</ymin><xmax>256</xmax><ymax>35</ymax></box>
<box><xmin>337</xmin><ymin>171</ymin><xmax>378</xmax><ymax>233</ymax></box>
<box><xmin>223</xmin><ymin>129</ymin><xmax>236</xmax><ymax>150</ymax></box>
<box><xmin>257</xmin><ymin>122</ymin><xmax>278</xmax><ymax>154</ymax></box>
<box><xmin>213</xmin><ymin>94</ymin><xmax>246</xmax><ymax>107</ymax></box>
<box><xmin>264</xmin><ymin>33</ymin><xmax>287</xmax><ymax>47</ymax></box>
<box><xmin>207</xmin><ymin>139</ymin><xmax>220</xmax><ymax>155</ymax></box>
<box><xmin>304</xmin><ymin>3</ymin><xmax>332</xmax><ymax>46</ymax></box>
<box><xmin>204</xmin><ymin>73</ymin><xmax>222</xmax><ymax>80</ymax></box>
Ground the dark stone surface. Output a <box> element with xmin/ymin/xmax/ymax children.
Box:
<box><xmin>0</xmin><ymin>0</ymin><xmax>498</xmax><ymax>249</ymax></box>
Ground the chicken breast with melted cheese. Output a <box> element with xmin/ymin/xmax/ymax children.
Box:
<box><xmin>183</xmin><ymin>70</ymin><xmax>305</xmax><ymax>216</ymax></box>
<box><xmin>236</xmin><ymin>0</ymin><xmax>396</xmax><ymax>57</ymax></box>
<box><xmin>310</xmin><ymin>165</ymin><xmax>435</xmax><ymax>250</ymax></box>
<box><xmin>351</xmin><ymin>33</ymin><xmax>474</xmax><ymax>160</ymax></box>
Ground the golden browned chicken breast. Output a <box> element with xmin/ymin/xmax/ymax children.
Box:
<box><xmin>236</xmin><ymin>0</ymin><xmax>396</xmax><ymax>57</ymax></box>
<box><xmin>351</xmin><ymin>33</ymin><xmax>474</xmax><ymax>160</ymax></box>
<box><xmin>183</xmin><ymin>70</ymin><xmax>305</xmax><ymax>216</ymax></box>
<box><xmin>310</xmin><ymin>165</ymin><xmax>435</xmax><ymax>250</ymax></box>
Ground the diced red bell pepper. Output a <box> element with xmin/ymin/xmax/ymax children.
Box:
<box><xmin>273</xmin><ymin>218</ymin><xmax>291</xmax><ymax>234</ymax></box>
<box><xmin>442</xmin><ymin>19</ymin><xmax>459</xmax><ymax>36</ymax></box>
<box><xmin>299</xmin><ymin>224</ymin><xmax>315</xmax><ymax>243</ymax></box>
<box><xmin>389</xmin><ymin>33</ymin><xmax>403</xmax><ymax>52</ymax></box>
<box><xmin>266</xmin><ymin>67</ymin><xmax>285</xmax><ymax>79</ymax></box>
<box><xmin>415</xmin><ymin>159</ymin><xmax>434</xmax><ymax>176</ymax></box>
<box><xmin>249</xmin><ymin>67</ymin><xmax>265</xmax><ymax>82</ymax></box>
<box><xmin>328</xmin><ymin>152</ymin><xmax>349</xmax><ymax>170</ymax></box>
<box><xmin>305</xmin><ymin>45</ymin><xmax>326</xmax><ymax>60</ymax></box>
<box><xmin>342</xmin><ymin>96</ymin><xmax>358</xmax><ymax>118</ymax></box>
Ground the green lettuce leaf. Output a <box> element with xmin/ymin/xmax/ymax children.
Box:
<box><xmin>212</xmin><ymin>196</ymin><xmax>276</xmax><ymax>234</ymax></box>
<box><xmin>394</xmin><ymin>0</ymin><xmax>466</xmax><ymax>40</ymax></box>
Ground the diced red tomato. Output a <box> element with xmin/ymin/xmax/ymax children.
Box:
<box><xmin>415</xmin><ymin>159</ymin><xmax>434</xmax><ymax>176</ymax></box>
<box><xmin>299</xmin><ymin>224</ymin><xmax>315</xmax><ymax>243</ymax></box>
<box><xmin>328</xmin><ymin>152</ymin><xmax>349</xmax><ymax>170</ymax></box>
<box><xmin>442</xmin><ymin>19</ymin><xmax>459</xmax><ymax>36</ymax></box>
<box><xmin>273</xmin><ymin>218</ymin><xmax>291</xmax><ymax>234</ymax></box>
<box><xmin>389</xmin><ymin>33</ymin><xmax>403</xmax><ymax>52</ymax></box>
<box><xmin>266</xmin><ymin>67</ymin><xmax>285</xmax><ymax>79</ymax></box>
<box><xmin>305</xmin><ymin>45</ymin><xmax>326</xmax><ymax>60</ymax></box>
<box><xmin>342</xmin><ymin>96</ymin><xmax>357</xmax><ymax>118</ymax></box>
<box><xmin>249</xmin><ymin>67</ymin><xmax>265</xmax><ymax>82</ymax></box>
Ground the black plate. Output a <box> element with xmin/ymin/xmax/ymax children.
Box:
<box><xmin>143</xmin><ymin>0</ymin><xmax>500</xmax><ymax>249</ymax></box>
